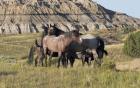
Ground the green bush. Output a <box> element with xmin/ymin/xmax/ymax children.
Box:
<box><xmin>123</xmin><ymin>31</ymin><xmax>140</xmax><ymax>57</ymax></box>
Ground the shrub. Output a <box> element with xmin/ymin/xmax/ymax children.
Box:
<box><xmin>123</xmin><ymin>31</ymin><xmax>140</xmax><ymax>57</ymax></box>
<box><xmin>122</xmin><ymin>25</ymin><xmax>136</xmax><ymax>34</ymax></box>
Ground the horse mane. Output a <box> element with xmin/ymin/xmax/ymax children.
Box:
<box><xmin>96</xmin><ymin>36</ymin><xmax>104</xmax><ymax>48</ymax></box>
<box><xmin>52</xmin><ymin>25</ymin><xmax>65</xmax><ymax>36</ymax></box>
<box><xmin>63</xmin><ymin>30</ymin><xmax>80</xmax><ymax>38</ymax></box>
<box><xmin>42</xmin><ymin>25</ymin><xmax>48</xmax><ymax>35</ymax></box>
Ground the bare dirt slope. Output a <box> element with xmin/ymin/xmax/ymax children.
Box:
<box><xmin>0</xmin><ymin>0</ymin><xmax>140</xmax><ymax>34</ymax></box>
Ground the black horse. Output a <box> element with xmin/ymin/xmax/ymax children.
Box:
<box><xmin>66</xmin><ymin>50</ymin><xmax>94</xmax><ymax>67</ymax></box>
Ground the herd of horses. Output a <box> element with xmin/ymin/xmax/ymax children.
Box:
<box><xmin>28</xmin><ymin>24</ymin><xmax>108</xmax><ymax>68</ymax></box>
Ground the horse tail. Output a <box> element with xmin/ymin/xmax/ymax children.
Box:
<box><xmin>103</xmin><ymin>50</ymin><xmax>108</xmax><ymax>56</ymax></box>
<box><xmin>97</xmin><ymin>36</ymin><xmax>105</xmax><ymax>49</ymax></box>
<box><xmin>28</xmin><ymin>45</ymin><xmax>35</xmax><ymax>64</ymax></box>
<box><xmin>96</xmin><ymin>36</ymin><xmax>108</xmax><ymax>56</ymax></box>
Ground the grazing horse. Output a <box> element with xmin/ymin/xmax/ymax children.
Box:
<box><xmin>66</xmin><ymin>50</ymin><xmax>94</xmax><ymax>67</ymax></box>
<box><xmin>80</xmin><ymin>50</ymin><xmax>94</xmax><ymax>66</ymax></box>
<box><xmin>42</xmin><ymin>30</ymin><xmax>81</xmax><ymax>67</ymax></box>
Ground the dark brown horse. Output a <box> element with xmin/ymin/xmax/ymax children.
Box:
<box><xmin>42</xmin><ymin>30</ymin><xmax>81</xmax><ymax>67</ymax></box>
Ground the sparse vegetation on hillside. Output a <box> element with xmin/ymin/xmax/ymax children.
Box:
<box><xmin>122</xmin><ymin>25</ymin><xmax>136</xmax><ymax>34</ymax></box>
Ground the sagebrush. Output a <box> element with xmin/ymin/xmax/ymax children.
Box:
<box><xmin>124</xmin><ymin>31</ymin><xmax>140</xmax><ymax>57</ymax></box>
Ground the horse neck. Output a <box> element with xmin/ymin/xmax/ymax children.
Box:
<box><xmin>54</xmin><ymin>27</ymin><xmax>64</xmax><ymax>36</ymax></box>
<box><xmin>64</xmin><ymin>35</ymin><xmax>80</xmax><ymax>46</ymax></box>
<box><xmin>64</xmin><ymin>36</ymin><xmax>73</xmax><ymax>44</ymax></box>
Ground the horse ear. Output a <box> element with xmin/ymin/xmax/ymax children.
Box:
<box><xmin>50</xmin><ymin>24</ymin><xmax>53</xmax><ymax>27</ymax></box>
<box><xmin>54</xmin><ymin>24</ymin><xmax>56</xmax><ymax>27</ymax></box>
<box><xmin>47</xmin><ymin>24</ymin><xmax>49</xmax><ymax>28</ymax></box>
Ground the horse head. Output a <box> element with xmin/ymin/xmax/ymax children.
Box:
<box><xmin>68</xmin><ymin>30</ymin><xmax>82</xmax><ymax>44</ymax></box>
<box><xmin>42</xmin><ymin>24</ymin><xmax>49</xmax><ymax>35</ymax></box>
<box><xmin>50</xmin><ymin>23</ymin><xmax>65</xmax><ymax>36</ymax></box>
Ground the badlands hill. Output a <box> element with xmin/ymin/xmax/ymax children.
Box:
<box><xmin>0</xmin><ymin>0</ymin><xmax>140</xmax><ymax>34</ymax></box>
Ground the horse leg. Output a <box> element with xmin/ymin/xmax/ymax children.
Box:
<box><xmin>35</xmin><ymin>57</ymin><xmax>38</xmax><ymax>67</ymax></box>
<box><xmin>60</xmin><ymin>52</ymin><xmax>67</xmax><ymax>68</ymax></box>
<box><xmin>44</xmin><ymin>48</ymin><xmax>48</xmax><ymax>67</ymax></box>
<box><xmin>70</xmin><ymin>58</ymin><xmax>75</xmax><ymax>67</ymax></box>
<box><xmin>48</xmin><ymin>52</ymin><xmax>53</xmax><ymax>66</ymax></box>
<box><xmin>61</xmin><ymin>54</ymin><xmax>66</xmax><ymax>68</ymax></box>
<box><xmin>35</xmin><ymin>56</ymin><xmax>39</xmax><ymax>67</ymax></box>
<box><xmin>82</xmin><ymin>57</ymin><xmax>85</xmax><ymax>66</ymax></box>
<box><xmin>57</xmin><ymin>52</ymin><xmax>62</xmax><ymax>68</ymax></box>
<box><xmin>43</xmin><ymin>47</ymin><xmax>46</xmax><ymax>65</ymax></box>
<box><xmin>88</xmin><ymin>57</ymin><xmax>92</xmax><ymax>66</ymax></box>
<box><xmin>64</xmin><ymin>53</ymin><xmax>68</xmax><ymax>68</ymax></box>
<box><xmin>40</xmin><ymin>55</ymin><xmax>45</xmax><ymax>67</ymax></box>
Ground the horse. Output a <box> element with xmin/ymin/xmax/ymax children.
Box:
<box><xmin>42</xmin><ymin>24</ymin><xmax>108</xmax><ymax>66</ymax></box>
<box><xmin>81</xmin><ymin>34</ymin><xmax>108</xmax><ymax>58</ymax></box>
<box><xmin>44</xmin><ymin>24</ymin><xmax>108</xmax><ymax>60</ymax></box>
<box><xmin>41</xmin><ymin>23</ymin><xmax>65</xmax><ymax>47</ymax></box>
<box><xmin>65</xmin><ymin>34</ymin><xmax>108</xmax><ymax>66</ymax></box>
<box><xmin>28</xmin><ymin>39</ymin><xmax>63</xmax><ymax>67</ymax></box>
<box><xmin>80</xmin><ymin>50</ymin><xmax>94</xmax><ymax>66</ymax></box>
<box><xmin>41</xmin><ymin>24</ymin><xmax>65</xmax><ymax>38</ymax></box>
<box><xmin>49</xmin><ymin>24</ymin><xmax>65</xmax><ymax>36</ymax></box>
<box><xmin>66</xmin><ymin>50</ymin><xmax>94</xmax><ymax>67</ymax></box>
<box><xmin>28</xmin><ymin>24</ymin><xmax>67</xmax><ymax>67</ymax></box>
<box><xmin>42</xmin><ymin>30</ymin><xmax>81</xmax><ymax>67</ymax></box>
<box><xmin>28</xmin><ymin>23</ymin><xmax>107</xmax><ymax>67</ymax></box>
<box><xmin>28</xmin><ymin>40</ymin><xmax>45</xmax><ymax>66</ymax></box>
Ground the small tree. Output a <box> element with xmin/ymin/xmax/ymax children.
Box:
<box><xmin>123</xmin><ymin>31</ymin><xmax>140</xmax><ymax>57</ymax></box>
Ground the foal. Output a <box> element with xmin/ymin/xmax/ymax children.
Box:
<box><xmin>81</xmin><ymin>50</ymin><xmax>94</xmax><ymax>66</ymax></box>
<box><xmin>66</xmin><ymin>50</ymin><xmax>94</xmax><ymax>67</ymax></box>
<box><xmin>28</xmin><ymin>40</ymin><xmax>45</xmax><ymax>66</ymax></box>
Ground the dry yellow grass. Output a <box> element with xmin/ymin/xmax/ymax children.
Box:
<box><xmin>0</xmin><ymin>33</ymin><xmax>140</xmax><ymax>88</ymax></box>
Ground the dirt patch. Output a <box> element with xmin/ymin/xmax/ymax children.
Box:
<box><xmin>115</xmin><ymin>59</ymin><xmax>140</xmax><ymax>71</ymax></box>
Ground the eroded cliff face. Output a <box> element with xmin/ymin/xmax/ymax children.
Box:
<box><xmin>0</xmin><ymin>0</ymin><xmax>140</xmax><ymax>34</ymax></box>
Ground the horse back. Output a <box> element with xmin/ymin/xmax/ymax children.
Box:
<box><xmin>43</xmin><ymin>35</ymin><xmax>71</xmax><ymax>52</ymax></box>
<box><xmin>82</xmin><ymin>38</ymin><xmax>98</xmax><ymax>49</ymax></box>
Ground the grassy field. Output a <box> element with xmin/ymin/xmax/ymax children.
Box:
<box><xmin>0</xmin><ymin>33</ymin><xmax>140</xmax><ymax>88</ymax></box>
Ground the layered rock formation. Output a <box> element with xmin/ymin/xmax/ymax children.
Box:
<box><xmin>0</xmin><ymin>0</ymin><xmax>140</xmax><ymax>34</ymax></box>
